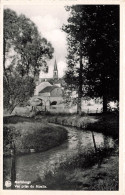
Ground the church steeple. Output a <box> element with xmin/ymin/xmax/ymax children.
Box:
<box><xmin>53</xmin><ymin>59</ymin><xmax>58</xmax><ymax>79</ymax></box>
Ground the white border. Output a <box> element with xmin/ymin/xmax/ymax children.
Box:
<box><xmin>0</xmin><ymin>0</ymin><xmax>124</xmax><ymax>195</ymax></box>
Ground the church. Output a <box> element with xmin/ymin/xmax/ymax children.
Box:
<box><xmin>30</xmin><ymin>60</ymin><xmax>64</xmax><ymax>110</ymax></box>
<box><xmin>38</xmin><ymin>59</ymin><xmax>65</xmax><ymax>87</ymax></box>
<box><xmin>30</xmin><ymin>60</ymin><xmax>103</xmax><ymax>114</ymax></box>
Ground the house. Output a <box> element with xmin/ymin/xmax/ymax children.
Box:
<box><xmin>39</xmin><ymin>86</ymin><xmax>63</xmax><ymax>97</ymax></box>
<box><xmin>30</xmin><ymin>59</ymin><xmax>64</xmax><ymax>109</ymax></box>
<box><xmin>30</xmin><ymin>59</ymin><xmax>102</xmax><ymax>113</ymax></box>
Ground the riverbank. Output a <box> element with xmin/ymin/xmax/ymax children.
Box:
<box><xmin>34</xmin><ymin>113</ymin><xmax>118</xmax><ymax>190</ymax></box>
<box><xmin>3</xmin><ymin>113</ymin><xmax>119</xmax><ymax>156</ymax></box>
<box><xmin>3</xmin><ymin>117</ymin><xmax>68</xmax><ymax>156</ymax></box>
<box><xmin>40</xmin><ymin>144</ymin><xmax>118</xmax><ymax>190</ymax></box>
<box><xmin>35</xmin><ymin>112</ymin><xmax>119</xmax><ymax>138</ymax></box>
<box><xmin>4</xmin><ymin>112</ymin><xmax>119</xmax><ymax>138</ymax></box>
<box><xmin>3</xmin><ymin>115</ymin><xmax>118</xmax><ymax>190</ymax></box>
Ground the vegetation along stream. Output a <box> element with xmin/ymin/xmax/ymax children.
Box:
<box><xmin>3</xmin><ymin>124</ymin><xmax>115</xmax><ymax>186</ymax></box>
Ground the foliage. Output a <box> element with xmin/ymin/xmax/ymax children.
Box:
<box><xmin>4</xmin><ymin>9</ymin><xmax>54</xmax><ymax>76</ymax></box>
<box><xmin>107</xmin><ymin>101</ymin><xmax>119</xmax><ymax>113</ymax></box>
<box><xmin>3</xmin><ymin>9</ymin><xmax>54</xmax><ymax>113</ymax></box>
<box><xmin>39</xmin><ymin>113</ymin><xmax>119</xmax><ymax>138</ymax></box>
<box><xmin>63</xmin><ymin>5</ymin><xmax>119</xmax><ymax>113</ymax></box>
<box><xmin>62</xmin><ymin>6</ymin><xmax>90</xmax><ymax>114</ymax></box>
<box><xmin>3</xmin><ymin>120</ymin><xmax>68</xmax><ymax>156</ymax></box>
<box><xmin>41</xmin><ymin>146</ymin><xmax>117</xmax><ymax>190</ymax></box>
<box><xmin>4</xmin><ymin>73</ymin><xmax>36</xmax><ymax>113</ymax></box>
<box><xmin>85</xmin><ymin>6</ymin><xmax>119</xmax><ymax>106</ymax></box>
<box><xmin>58</xmin><ymin>146</ymin><xmax>114</xmax><ymax>170</ymax></box>
<box><xmin>3</xmin><ymin>126</ymin><xmax>19</xmax><ymax>146</ymax></box>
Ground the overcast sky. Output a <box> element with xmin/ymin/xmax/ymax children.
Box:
<box><xmin>5</xmin><ymin>5</ymin><xmax>69</xmax><ymax>78</ymax></box>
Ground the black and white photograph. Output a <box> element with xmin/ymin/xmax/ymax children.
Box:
<box><xmin>2</xmin><ymin>0</ymin><xmax>121</xmax><ymax>192</ymax></box>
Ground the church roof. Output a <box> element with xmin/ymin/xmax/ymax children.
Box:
<box><xmin>39</xmin><ymin>86</ymin><xmax>59</xmax><ymax>93</ymax></box>
<box><xmin>34</xmin><ymin>81</ymin><xmax>52</xmax><ymax>95</ymax></box>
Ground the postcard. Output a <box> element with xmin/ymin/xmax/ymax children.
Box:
<box><xmin>0</xmin><ymin>0</ymin><xmax>124</xmax><ymax>194</ymax></box>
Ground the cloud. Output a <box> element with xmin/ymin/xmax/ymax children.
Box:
<box><xmin>5</xmin><ymin>5</ymin><xmax>69</xmax><ymax>78</ymax></box>
<box><xmin>58</xmin><ymin>61</ymin><xmax>67</xmax><ymax>77</ymax></box>
<box><xmin>31</xmin><ymin>15</ymin><xmax>67</xmax><ymax>57</ymax></box>
<box><xmin>40</xmin><ymin>59</ymin><xmax>67</xmax><ymax>78</ymax></box>
<box><xmin>31</xmin><ymin>15</ymin><xmax>61</xmax><ymax>34</ymax></box>
<box><xmin>31</xmin><ymin>14</ymin><xmax>67</xmax><ymax>78</ymax></box>
<box><xmin>44</xmin><ymin>29</ymin><xmax>67</xmax><ymax>60</ymax></box>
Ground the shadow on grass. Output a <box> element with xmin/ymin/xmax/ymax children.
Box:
<box><xmin>39</xmin><ymin>146</ymin><xmax>118</xmax><ymax>190</ymax></box>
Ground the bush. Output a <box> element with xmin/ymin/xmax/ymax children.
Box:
<box><xmin>3</xmin><ymin>121</ymin><xmax>68</xmax><ymax>156</ymax></box>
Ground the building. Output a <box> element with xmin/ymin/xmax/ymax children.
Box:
<box><xmin>30</xmin><ymin>59</ymin><xmax>64</xmax><ymax>109</ymax></box>
<box><xmin>53</xmin><ymin>59</ymin><xmax>58</xmax><ymax>80</ymax></box>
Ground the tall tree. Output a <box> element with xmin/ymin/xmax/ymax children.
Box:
<box><xmin>62</xmin><ymin>6</ymin><xmax>93</xmax><ymax>115</ymax></box>
<box><xmin>86</xmin><ymin>5</ymin><xmax>119</xmax><ymax>112</ymax></box>
<box><xmin>4</xmin><ymin>9</ymin><xmax>54</xmax><ymax>77</ymax></box>
<box><xmin>3</xmin><ymin>9</ymin><xmax>54</xmax><ymax>113</ymax></box>
<box><xmin>63</xmin><ymin>5</ymin><xmax>119</xmax><ymax>113</ymax></box>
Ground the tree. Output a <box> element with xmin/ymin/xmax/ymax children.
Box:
<box><xmin>85</xmin><ymin>5</ymin><xmax>119</xmax><ymax>113</ymax></box>
<box><xmin>63</xmin><ymin>5</ymin><xmax>119</xmax><ymax>113</ymax></box>
<box><xmin>62</xmin><ymin>6</ymin><xmax>93</xmax><ymax>115</ymax></box>
<box><xmin>3</xmin><ymin>9</ymin><xmax>54</xmax><ymax>113</ymax></box>
<box><xmin>4</xmin><ymin>9</ymin><xmax>54</xmax><ymax>77</ymax></box>
<box><xmin>3</xmin><ymin>74</ymin><xmax>36</xmax><ymax>113</ymax></box>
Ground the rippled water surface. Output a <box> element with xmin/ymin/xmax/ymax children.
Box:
<box><xmin>4</xmin><ymin>125</ymin><xmax>114</xmax><ymax>182</ymax></box>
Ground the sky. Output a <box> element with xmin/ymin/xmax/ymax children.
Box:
<box><xmin>5</xmin><ymin>5</ymin><xmax>69</xmax><ymax>78</ymax></box>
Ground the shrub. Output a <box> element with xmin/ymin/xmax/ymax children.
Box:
<box><xmin>3</xmin><ymin>121</ymin><xmax>68</xmax><ymax>156</ymax></box>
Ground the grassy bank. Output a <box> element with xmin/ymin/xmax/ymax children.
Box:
<box><xmin>3</xmin><ymin>115</ymin><xmax>119</xmax><ymax>190</ymax></box>
<box><xmin>35</xmin><ymin>112</ymin><xmax>119</xmax><ymax>138</ymax></box>
<box><xmin>35</xmin><ymin>112</ymin><xmax>119</xmax><ymax>190</ymax></box>
<box><xmin>32</xmin><ymin>142</ymin><xmax>118</xmax><ymax>190</ymax></box>
<box><xmin>4</xmin><ymin>112</ymin><xmax>119</xmax><ymax>138</ymax></box>
<box><xmin>3</xmin><ymin>116</ymin><xmax>68</xmax><ymax>156</ymax></box>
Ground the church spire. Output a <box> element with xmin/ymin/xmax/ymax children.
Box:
<box><xmin>54</xmin><ymin>59</ymin><xmax>57</xmax><ymax>71</ymax></box>
<box><xmin>53</xmin><ymin>59</ymin><xmax>58</xmax><ymax>79</ymax></box>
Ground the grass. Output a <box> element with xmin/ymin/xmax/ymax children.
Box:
<box><xmin>86</xmin><ymin>113</ymin><xmax>119</xmax><ymax>138</ymax></box>
<box><xmin>4</xmin><ymin>115</ymin><xmax>35</xmax><ymax>124</ymax></box>
<box><xmin>37</xmin><ymin>143</ymin><xmax>118</xmax><ymax>190</ymax></box>
<box><xmin>3</xmin><ymin>115</ymin><xmax>119</xmax><ymax>190</ymax></box>
<box><xmin>35</xmin><ymin>112</ymin><xmax>119</xmax><ymax>138</ymax></box>
<box><xmin>4</xmin><ymin>112</ymin><xmax>119</xmax><ymax>138</ymax></box>
<box><xmin>3</xmin><ymin>116</ymin><xmax>68</xmax><ymax>156</ymax></box>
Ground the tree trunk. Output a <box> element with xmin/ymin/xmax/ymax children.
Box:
<box><xmin>3</xmin><ymin>39</ymin><xmax>9</xmax><ymax>86</ymax></box>
<box><xmin>11</xmin><ymin>141</ymin><xmax>16</xmax><ymax>189</ymax></box>
<box><xmin>3</xmin><ymin>38</ymin><xmax>6</xmax><ymax>71</ymax></box>
<box><xmin>8</xmin><ymin>101</ymin><xmax>18</xmax><ymax>114</ymax></box>
<box><xmin>77</xmin><ymin>52</ymin><xmax>83</xmax><ymax>116</ymax></box>
<box><xmin>102</xmin><ymin>78</ymin><xmax>108</xmax><ymax>113</ymax></box>
<box><xmin>103</xmin><ymin>93</ymin><xmax>107</xmax><ymax>113</ymax></box>
<box><xmin>102</xmin><ymin>64</ymin><xmax>108</xmax><ymax>113</ymax></box>
<box><xmin>77</xmin><ymin>96</ymin><xmax>82</xmax><ymax>115</ymax></box>
<box><xmin>91</xmin><ymin>131</ymin><xmax>97</xmax><ymax>152</ymax></box>
<box><xmin>7</xmin><ymin>106</ymin><xmax>15</xmax><ymax>115</ymax></box>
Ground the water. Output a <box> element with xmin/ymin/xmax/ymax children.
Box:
<box><xmin>3</xmin><ymin>125</ymin><xmax>114</xmax><ymax>183</ymax></box>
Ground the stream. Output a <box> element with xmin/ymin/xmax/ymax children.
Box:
<box><xmin>3</xmin><ymin>125</ymin><xmax>115</xmax><ymax>184</ymax></box>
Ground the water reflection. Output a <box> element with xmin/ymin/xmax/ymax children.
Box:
<box><xmin>4</xmin><ymin>126</ymin><xmax>115</xmax><ymax>182</ymax></box>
